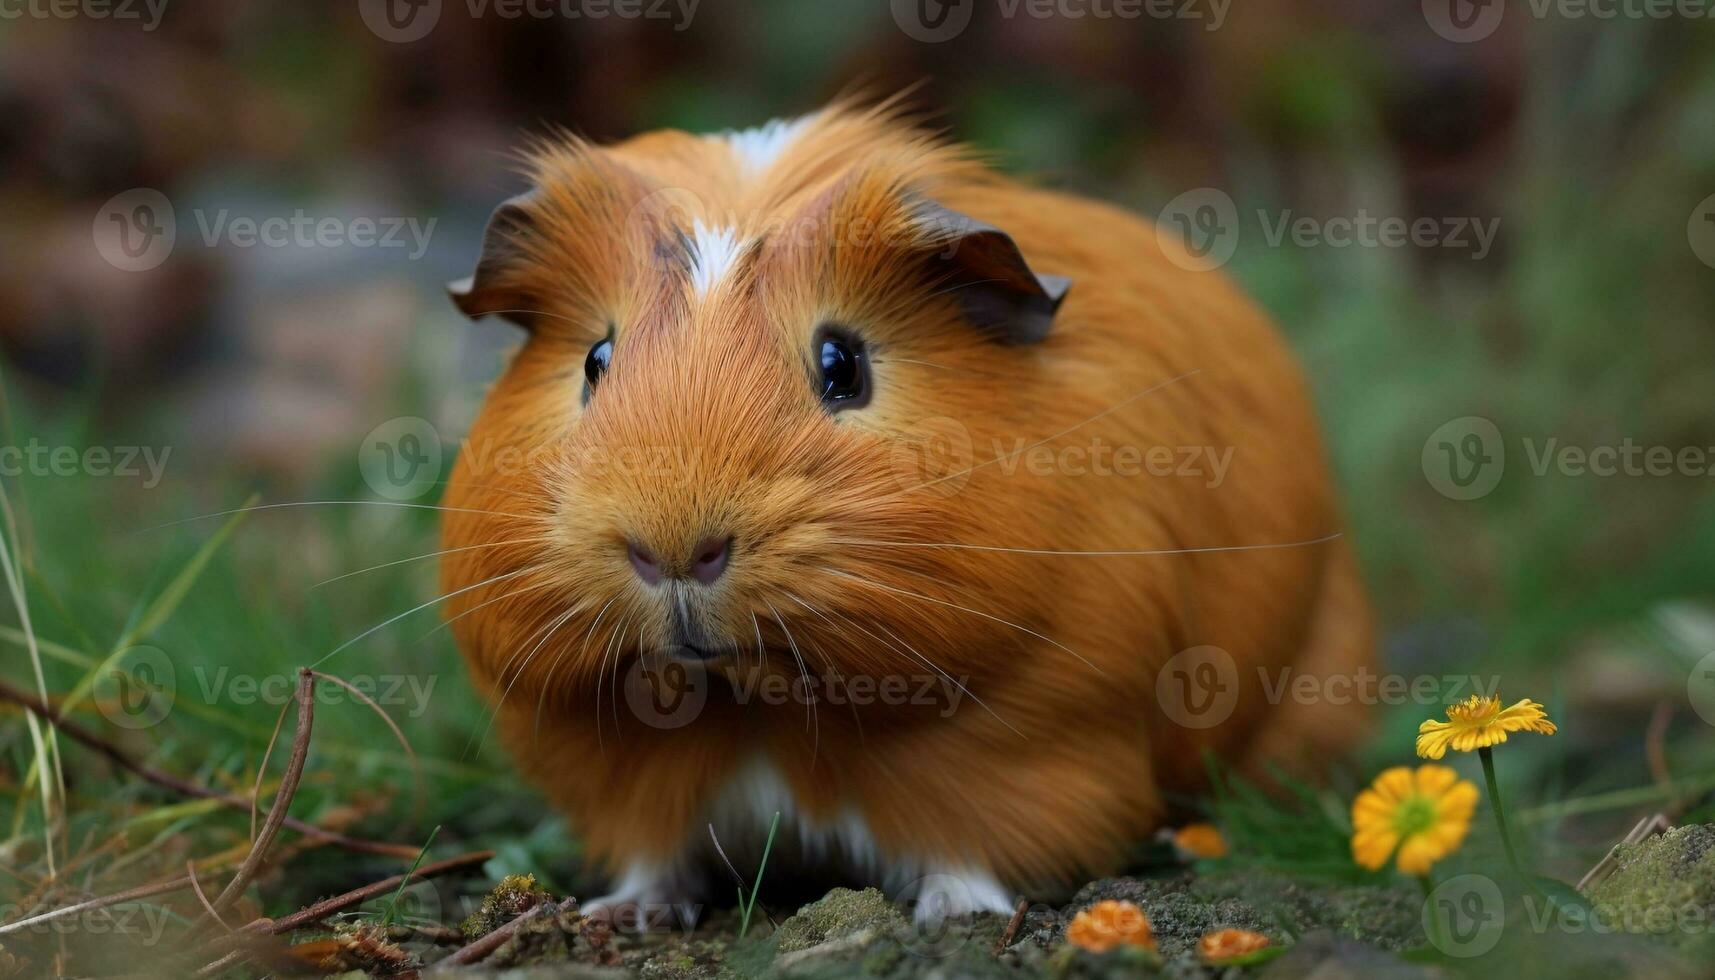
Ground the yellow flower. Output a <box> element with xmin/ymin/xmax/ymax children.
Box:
<box><xmin>1351</xmin><ymin>765</ymin><xmax>1478</xmax><ymax>875</ymax></box>
<box><xmin>1065</xmin><ymin>900</ymin><xmax>1156</xmax><ymax>953</ymax></box>
<box><xmin>1198</xmin><ymin>928</ymin><xmax>1271</xmax><ymax>963</ymax></box>
<box><xmin>1416</xmin><ymin>696</ymin><xmax>1557</xmax><ymax>760</ymax></box>
<box><xmin>1173</xmin><ymin>823</ymin><xmax>1228</xmax><ymax>859</ymax></box>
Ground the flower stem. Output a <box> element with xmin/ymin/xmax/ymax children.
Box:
<box><xmin>1478</xmin><ymin>746</ymin><xmax>1527</xmax><ymax>881</ymax></box>
<box><xmin>1417</xmin><ymin>875</ymin><xmax>1441</xmax><ymax>950</ymax></box>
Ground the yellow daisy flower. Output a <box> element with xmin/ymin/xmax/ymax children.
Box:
<box><xmin>1351</xmin><ymin>765</ymin><xmax>1478</xmax><ymax>875</ymax></box>
<box><xmin>1416</xmin><ymin>696</ymin><xmax>1557</xmax><ymax>760</ymax></box>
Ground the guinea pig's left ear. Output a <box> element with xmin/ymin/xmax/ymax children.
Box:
<box><xmin>916</xmin><ymin>202</ymin><xmax>1071</xmax><ymax>344</ymax></box>
<box><xmin>447</xmin><ymin>191</ymin><xmax>540</xmax><ymax>330</ymax></box>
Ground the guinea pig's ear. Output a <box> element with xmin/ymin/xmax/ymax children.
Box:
<box><xmin>447</xmin><ymin>191</ymin><xmax>541</xmax><ymax>330</ymax></box>
<box><xmin>915</xmin><ymin>201</ymin><xmax>1070</xmax><ymax>344</ymax></box>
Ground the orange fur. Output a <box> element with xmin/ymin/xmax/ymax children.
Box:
<box><xmin>440</xmin><ymin>102</ymin><xmax>1373</xmax><ymax>905</ymax></box>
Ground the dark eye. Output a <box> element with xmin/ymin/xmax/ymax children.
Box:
<box><xmin>584</xmin><ymin>335</ymin><xmax>613</xmax><ymax>397</ymax></box>
<box><xmin>817</xmin><ymin>330</ymin><xmax>868</xmax><ymax>409</ymax></box>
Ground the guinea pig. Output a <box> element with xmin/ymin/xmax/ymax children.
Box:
<box><xmin>439</xmin><ymin>100</ymin><xmax>1373</xmax><ymax>920</ymax></box>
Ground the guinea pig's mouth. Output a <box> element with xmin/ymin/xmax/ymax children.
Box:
<box><xmin>657</xmin><ymin>643</ymin><xmax>737</xmax><ymax>663</ymax></box>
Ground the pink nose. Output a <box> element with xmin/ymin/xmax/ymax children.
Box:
<box><xmin>627</xmin><ymin>536</ymin><xmax>731</xmax><ymax>586</ymax></box>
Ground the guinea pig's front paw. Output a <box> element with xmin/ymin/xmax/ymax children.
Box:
<box><xmin>907</xmin><ymin>867</ymin><xmax>1018</xmax><ymax>927</ymax></box>
<box><xmin>581</xmin><ymin>859</ymin><xmax>702</xmax><ymax>932</ymax></box>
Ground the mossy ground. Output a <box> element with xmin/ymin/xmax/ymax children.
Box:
<box><xmin>420</xmin><ymin>829</ymin><xmax>1715</xmax><ymax>979</ymax></box>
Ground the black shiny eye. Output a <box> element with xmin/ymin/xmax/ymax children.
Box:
<box><xmin>584</xmin><ymin>335</ymin><xmax>613</xmax><ymax>396</ymax></box>
<box><xmin>817</xmin><ymin>330</ymin><xmax>868</xmax><ymax>409</ymax></box>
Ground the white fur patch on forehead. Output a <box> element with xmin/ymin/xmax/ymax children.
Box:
<box><xmin>688</xmin><ymin>220</ymin><xmax>746</xmax><ymax>296</ymax></box>
<box><xmin>719</xmin><ymin>114</ymin><xmax>815</xmax><ymax>178</ymax></box>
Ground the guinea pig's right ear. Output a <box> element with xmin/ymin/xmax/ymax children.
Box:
<box><xmin>447</xmin><ymin>191</ymin><xmax>541</xmax><ymax>330</ymax></box>
<box><xmin>914</xmin><ymin>201</ymin><xmax>1071</xmax><ymax>345</ymax></box>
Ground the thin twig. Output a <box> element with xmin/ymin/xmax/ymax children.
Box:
<box><xmin>205</xmin><ymin>670</ymin><xmax>315</xmax><ymax>920</ymax></box>
<box><xmin>250</xmin><ymin>695</ymin><xmax>292</xmax><ymax>843</ymax></box>
<box><xmin>186</xmin><ymin>861</ymin><xmax>232</xmax><ymax>932</ymax></box>
<box><xmin>1645</xmin><ymin>701</ymin><xmax>1674</xmax><ymax>800</ymax></box>
<box><xmin>1575</xmin><ymin>813</ymin><xmax>1670</xmax><ymax>892</ymax></box>
<box><xmin>191</xmin><ymin>849</ymin><xmax>494</xmax><ymax>975</ymax></box>
<box><xmin>0</xmin><ymin>677</ymin><xmax>416</xmax><ymax>858</ymax></box>
<box><xmin>994</xmin><ymin>898</ymin><xmax>1029</xmax><ymax>954</ymax></box>
<box><xmin>440</xmin><ymin>896</ymin><xmax>575</xmax><ymax>967</ymax></box>
<box><xmin>248</xmin><ymin>850</ymin><xmax>493</xmax><ymax>938</ymax></box>
<box><xmin>0</xmin><ymin>873</ymin><xmax>194</xmax><ymax>937</ymax></box>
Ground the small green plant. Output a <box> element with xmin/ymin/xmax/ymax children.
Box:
<box><xmin>738</xmin><ymin>811</ymin><xmax>781</xmax><ymax>939</ymax></box>
<box><xmin>380</xmin><ymin>825</ymin><xmax>440</xmax><ymax>927</ymax></box>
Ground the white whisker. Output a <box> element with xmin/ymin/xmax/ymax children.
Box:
<box><xmin>141</xmin><ymin>499</ymin><xmax>533</xmax><ymax>534</ymax></box>
<box><xmin>831</xmin><ymin>532</ymin><xmax>1344</xmax><ymax>558</ymax></box>
<box><xmin>312</xmin><ymin>535</ymin><xmax>554</xmax><ymax>588</ymax></box>
<box><xmin>825</xmin><ymin>568</ymin><xmax>1103</xmax><ymax>676</ymax></box>
<box><xmin>312</xmin><ymin>565</ymin><xmax>538</xmax><ymax>669</ymax></box>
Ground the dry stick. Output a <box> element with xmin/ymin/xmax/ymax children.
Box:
<box><xmin>249</xmin><ymin>694</ymin><xmax>293</xmax><ymax>843</ymax></box>
<box><xmin>0</xmin><ymin>678</ymin><xmax>416</xmax><ymax>858</ymax></box>
<box><xmin>186</xmin><ymin>861</ymin><xmax>232</xmax><ymax>932</ymax></box>
<box><xmin>440</xmin><ymin>896</ymin><xmax>576</xmax><ymax>967</ymax></box>
<box><xmin>1575</xmin><ymin>812</ymin><xmax>1670</xmax><ymax>892</ymax></box>
<box><xmin>204</xmin><ymin>669</ymin><xmax>315</xmax><ymax>921</ymax></box>
<box><xmin>192</xmin><ymin>850</ymin><xmax>495</xmax><ymax>975</ymax></box>
<box><xmin>994</xmin><ymin>898</ymin><xmax>1029</xmax><ymax>954</ymax></box>
<box><xmin>249</xmin><ymin>850</ymin><xmax>494</xmax><ymax>936</ymax></box>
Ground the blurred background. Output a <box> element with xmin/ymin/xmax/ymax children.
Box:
<box><xmin>2</xmin><ymin>0</ymin><xmax>1714</xmax><ymax>955</ymax></box>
